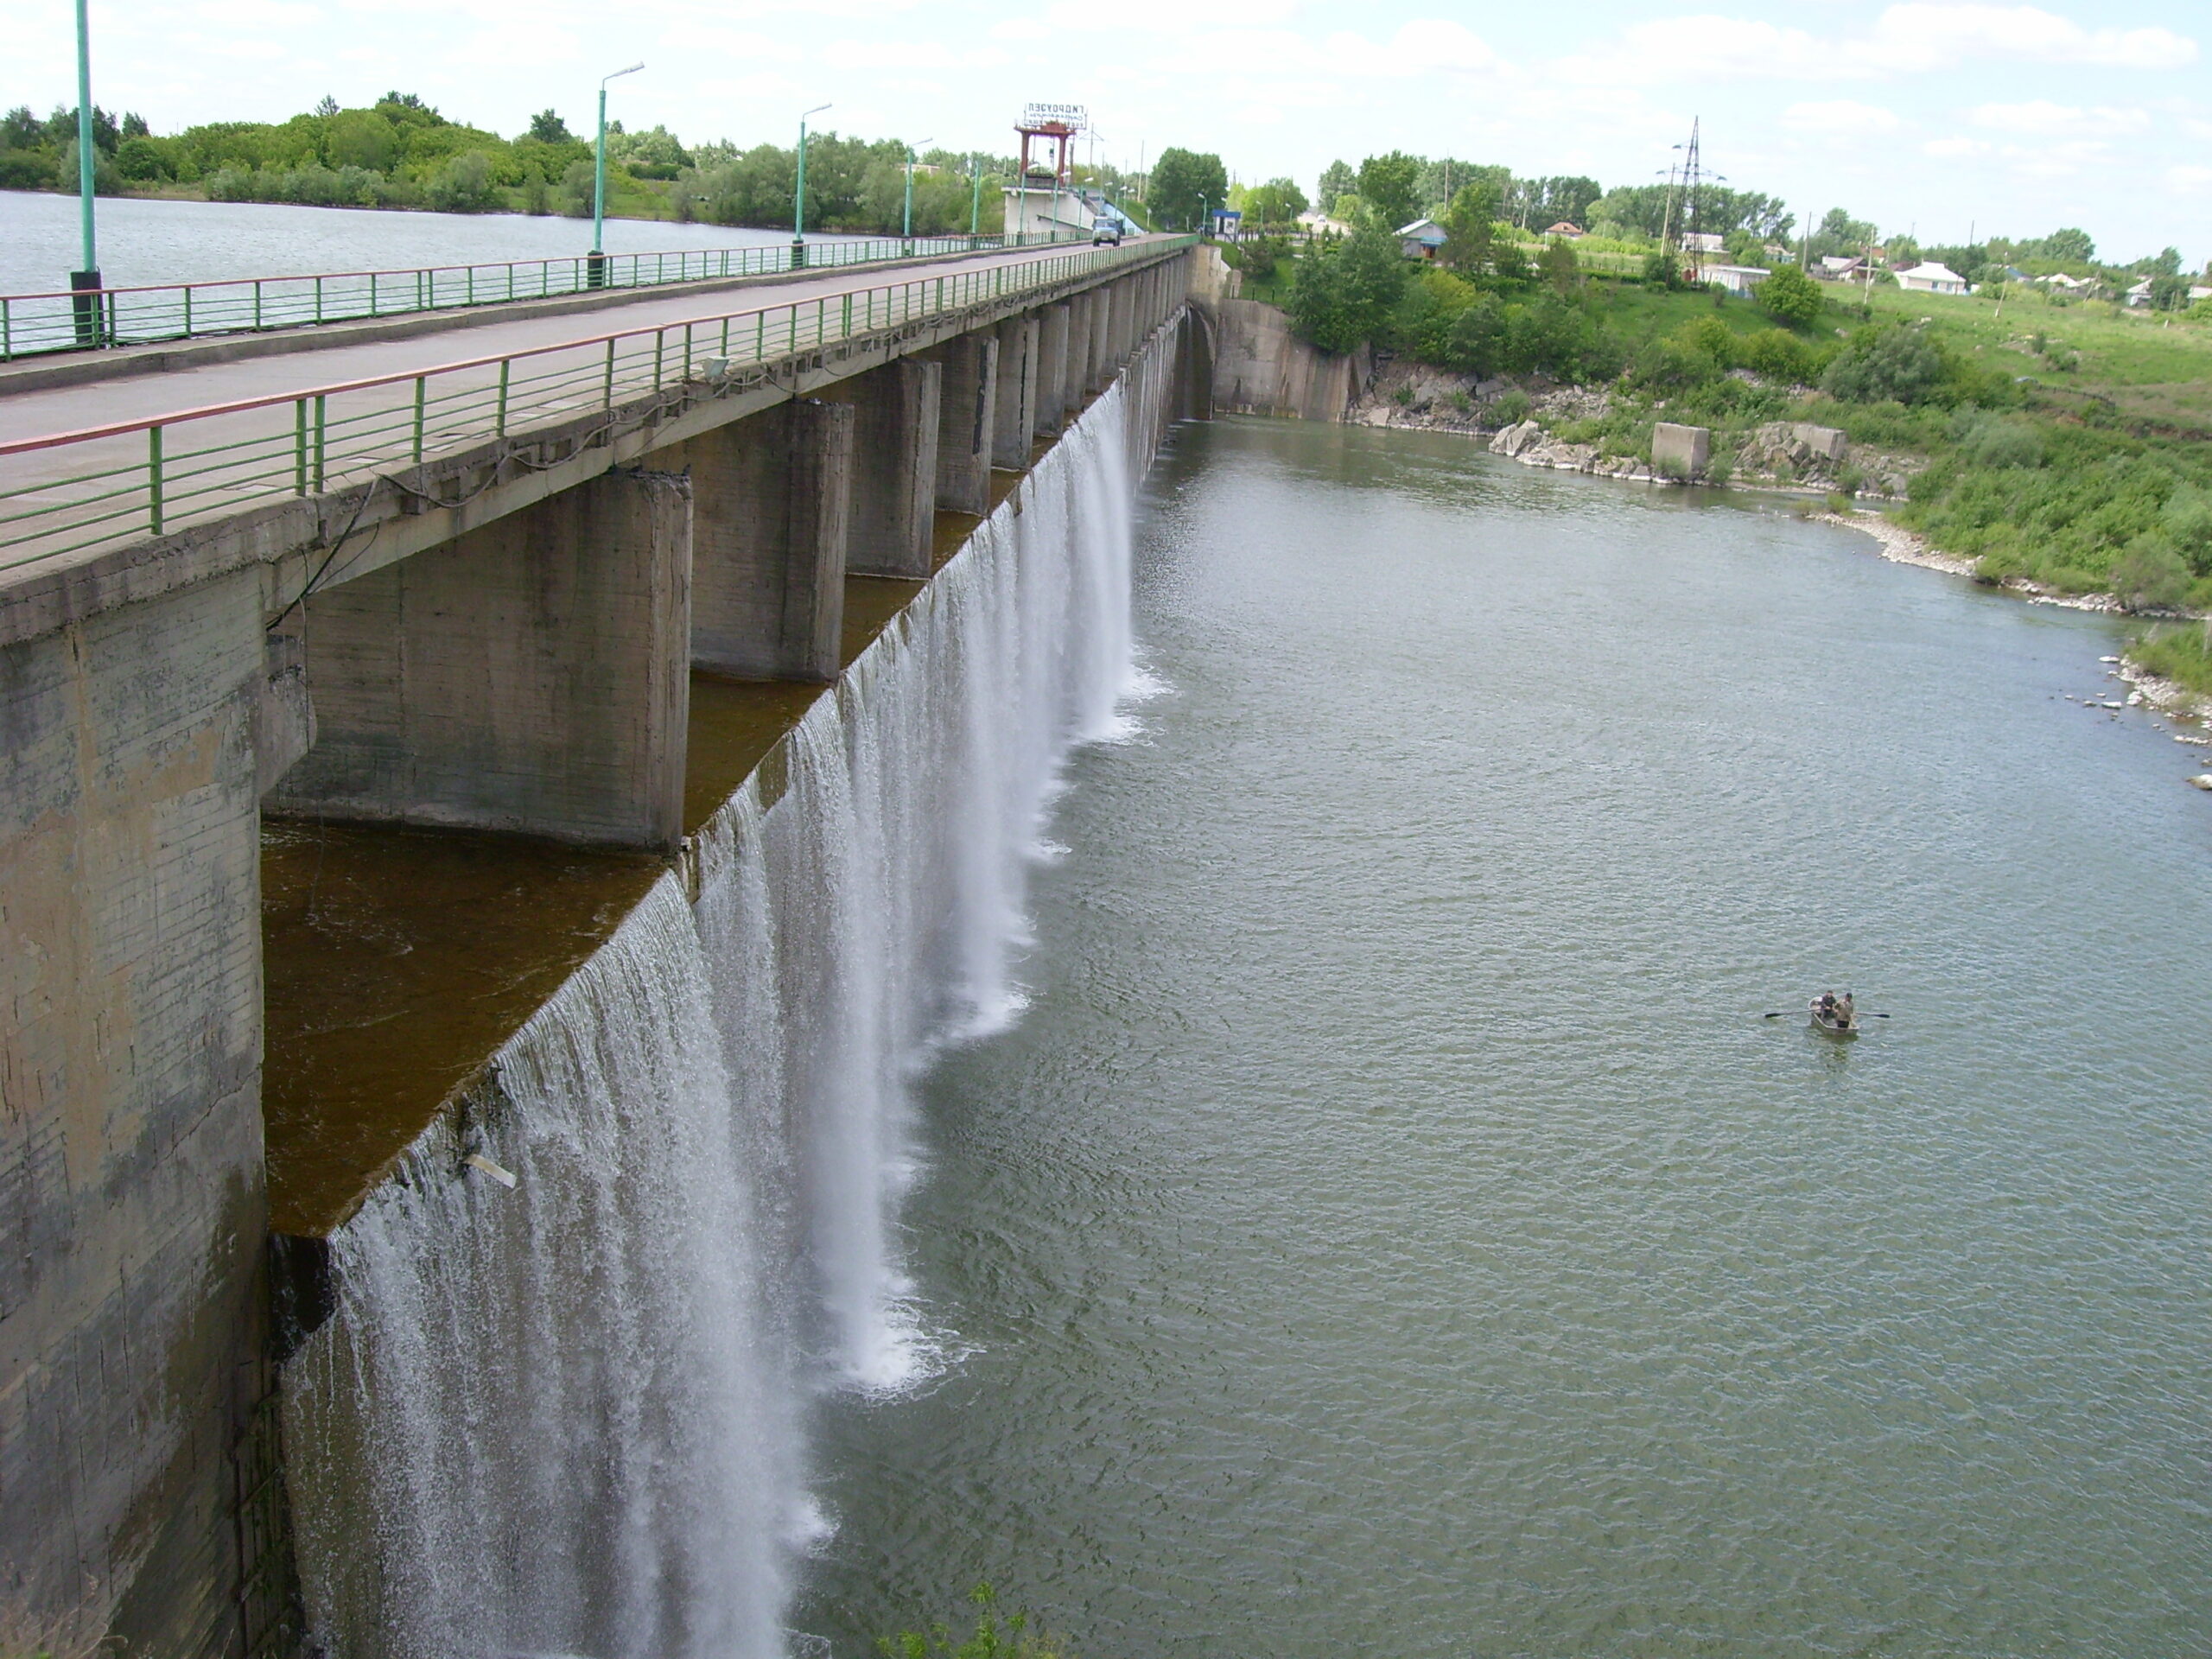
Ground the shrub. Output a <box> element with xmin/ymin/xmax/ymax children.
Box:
<box><xmin>1821</xmin><ymin>322</ymin><xmax>1950</xmax><ymax>405</ymax></box>
<box><xmin>1956</xmin><ymin>415</ymin><xmax>2044</xmax><ymax>469</ymax></box>
<box><xmin>1491</xmin><ymin>389</ymin><xmax>1531</xmax><ymax>425</ymax></box>
<box><xmin>1759</xmin><ymin>263</ymin><xmax>1822</xmax><ymax>327</ymax></box>
<box><xmin>2110</xmin><ymin>532</ymin><xmax>2192</xmax><ymax>610</ymax></box>
<box><xmin>1738</xmin><ymin>327</ymin><xmax>1811</xmax><ymax>384</ymax></box>
<box><xmin>878</xmin><ymin>1585</ymin><xmax>1068</xmax><ymax>1659</ymax></box>
<box><xmin>2126</xmin><ymin>623</ymin><xmax>2212</xmax><ymax>696</ymax></box>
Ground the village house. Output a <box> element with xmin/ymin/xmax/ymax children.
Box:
<box><xmin>1815</xmin><ymin>254</ymin><xmax>1865</xmax><ymax>282</ymax></box>
<box><xmin>1543</xmin><ymin>221</ymin><xmax>1584</xmax><ymax>239</ymax></box>
<box><xmin>1395</xmin><ymin>217</ymin><xmax>1448</xmax><ymax>260</ymax></box>
<box><xmin>1896</xmin><ymin>261</ymin><xmax>1968</xmax><ymax>295</ymax></box>
<box><xmin>1693</xmin><ymin>262</ymin><xmax>1771</xmax><ymax>297</ymax></box>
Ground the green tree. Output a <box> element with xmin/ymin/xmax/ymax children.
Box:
<box><xmin>1286</xmin><ymin>220</ymin><xmax>1407</xmax><ymax>353</ymax></box>
<box><xmin>1148</xmin><ymin>146</ymin><xmax>1227</xmax><ymax>231</ymax></box>
<box><xmin>1438</xmin><ymin>180</ymin><xmax>1498</xmax><ymax>273</ymax></box>
<box><xmin>1538</xmin><ymin>238</ymin><xmax>1579</xmax><ymax>295</ymax></box>
<box><xmin>528</xmin><ymin>108</ymin><xmax>573</xmax><ymax>145</ymax></box>
<box><xmin>1241</xmin><ymin>176</ymin><xmax>1307</xmax><ymax>228</ymax></box>
<box><xmin>1759</xmin><ymin>263</ymin><xmax>1822</xmax><ymax>327</ymax></box>
<box><xmin>1315</xmin><ymin>159</ymin><xmax>1355</xmax><ymax>212</ymax></box>
<box><xmin>1356</xmin><ymin>149</ymin><xmax>1422</xmax><ymax>230</ymax></box>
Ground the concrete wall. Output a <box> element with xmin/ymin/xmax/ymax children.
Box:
<box><xmin>1207</xmin><ymin>296</ymin><xmax>1367</xmax><ymax>422</ymax></box>
<box><xmin>1035</xmin><ymin>303</ymin><xmax>1072</xmax><ymax>434</ymax></box>
<box><xmin>0</xmin><ymin>569</ymin><xmax>283</xmax><ymax>1658</ymax></box>
<box><xmin>269</xmin><ymin>470</ymin><xmax>693</xmax><ymax>851</ymax></box>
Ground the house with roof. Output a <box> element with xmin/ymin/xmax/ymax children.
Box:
<box><xmin>1815</xmin><ymin>254</ymin><xmax>1865</xmax><ymax>282</ymax></box>
<box><xmin>1681</xmin><ymin>231</ymin><xmax>1726</xmax><ymax>255</ymax></box>
<box><xmin>1692</xmin><ymin>261</ymin><xmax>1771</xmax><ymax>297</ymax></box>
<box><xmin>2125</xmin><ymin>277</ymin><xmax>2157</xmax><ymax>308</ymax></box>
<box><xmin>1896</xmin><ymin>261</ymin><xmax>1967</xmax><ymax>296</ymax></box>
<box><xmin>1543</xmin><ymin>221</ymin><xmax>1584</xmax><ymax>239</ymax></box>
<box><xmin>1395</xmin><ymin>217</ymin><xmax>1448</xmax><ymax>260</ymax></box>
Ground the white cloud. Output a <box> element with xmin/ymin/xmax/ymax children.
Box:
<box><xmin>2166</xmin><ymin>164</ymin><xmax>2212</xmax><ymax>194</ymax></box>
<box><xmin>987</xmin><ymin>16</ymin><xmax>1050</xmax><ymax>40</ymax></box>
<box><xmin>1042</xmin><ymin>0</ymin><xmax>1300</xmax><ymax>35</ymax></box>
<box><xmin>1923</xmin><ymin>136</ymin><xmax>1993</xmax><ymax>156</ymax></box>
<box><xmin>1781</xmin><ymin>99</ymin><xmax>1904</xmax><ymax>131</ymax></box>
<box><xmin>1552</xmin><ymin>3</ymin><xmax>2198</xmax><ymax>83</ymax></box>
<box><xmin>1870</xmin><ymin>4</ymin><xmax>2197</xmax><ymax>72</ymax></box>
<box><xmin>1969</xmin><ymin>100</ymin><xmax>2151</xmax><ymax>135</ymax></box>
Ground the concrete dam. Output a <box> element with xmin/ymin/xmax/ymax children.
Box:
<box><xmin>0</xmin><ymin>236</ymin><xmax>1200</xmax><ymax>1657</ymax></box>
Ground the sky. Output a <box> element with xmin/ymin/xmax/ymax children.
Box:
<box><xmin>4</xmin><ymin>0</ymin><xmax>2206</xmax><ymax>264</ymax></box>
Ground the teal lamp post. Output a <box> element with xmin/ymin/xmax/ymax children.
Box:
<box><xmin>969</xmin><ymin>154</ymin><xmax>983</xmax><ymax>242</ymax></box>
<box><xmin>793</xmin><ymin>103</ymin><xmax>830</xmax><ymax>268</ymax></box>
<box><xmin>901</xmin><ymin>137</ymin><xmax>931</xmax><ymax>247</ymax></box>
<box><xmin>70</xmin><ymin>0</ymin><xmax>101</xmax><ymax>346</ymax></box>
<box><xmin>590</xmin><ymin>60</ymin><xmax>644</xmax><ymax>288</ymax></box>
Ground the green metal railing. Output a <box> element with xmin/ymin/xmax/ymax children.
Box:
<box><xmin>0</xmin><ymin>238</ymin><xmax>1192</xmax><ymax>574</ymax></box>
<box><xmin>0</xmin><ymin>232</ymin><xmax>1090</xmax><ymax>362</ymax></box>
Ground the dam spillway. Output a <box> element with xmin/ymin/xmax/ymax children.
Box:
<box><xmin>277</xmin><ymin>323</ymin><xmax>1178</xmax><ymax>1657</ymax></box>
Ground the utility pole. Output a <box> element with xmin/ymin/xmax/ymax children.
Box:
<box><xmin>969</xmin><ymin>154</ymin><xmax>983</xmax><ymax>239</ymax></box>
<box><xmin>70</xmin><ymin>0</ymin><xmax>101</xmax><ymax>345</ymax></box>
<box><xmin>590</xmin><ymin>61</ymin><xmax>643</xmax><ymax>287</ymax></box>
<box><xmin>902</xmin><ymin>137</ymin><xmax>932</xmax><ymax>245</ymax></box>
<box><xmin>793</xmin><ymin>103</ymin><xmax>830</xmax><ymax>267</ymax></box>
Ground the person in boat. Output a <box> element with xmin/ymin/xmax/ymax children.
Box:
<box><xmin>1834</xmin><ymin>991</ymin><xmax>1855</xmax><ymax>1027</ymax></box>
<box><xmin>1813</xmin><ymin>991</ymin><xmax>1838</xmax><ymax>1023</ymax></box>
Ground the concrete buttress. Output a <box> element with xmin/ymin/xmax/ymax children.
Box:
<box><xmin>1036</xmin><ymin>304</ymin><xmax>1072</xmax><ymax>435</ymax></box>
<box><xmin>675</xmin><ymin>398</ymin><xmax>854</xmax><ymax>684</ymax></box>
<box><xmin>992</xmin><ymin>315</ymin><xmax>1039</xmax><ymax>469</ymax></box>
<box><xmin>817</xmin><ymin>358</ymin><xmax>942</xmax><ymax>577</ymax></box>
<box><xmin>922</xmin><ymin>332</ymin><xmax>999</xmax><ymax>516</ymax></box>
<box><xmin>267</xmin><ymin>469</ymin><xmax>693</xmax><ymax>851</ymax></box>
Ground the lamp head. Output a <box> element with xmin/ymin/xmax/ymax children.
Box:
<box><xmin>603</xmin><ymin>61</ymin><xmax>645</xmax><ymax>87</ymax></box>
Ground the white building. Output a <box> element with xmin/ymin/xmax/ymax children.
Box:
<box><xmin>1896</xmin><ymin>262</ymin><xmax>1968</xmax><ymax>296</ymax></box>
<box><xmin>1694</xmin><ymin>262</ymin><xmax>1771</xmax><ymax>297</ymax></box>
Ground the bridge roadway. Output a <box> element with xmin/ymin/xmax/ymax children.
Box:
<box><xmin>0</xmin><ymin>234</ymin><xmax>1177</xmax><ymax>601</ymax></box>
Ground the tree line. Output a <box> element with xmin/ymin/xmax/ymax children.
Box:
<box><xmin>0</xmin><ymin>92</ymin><xmax>1046</xmax><ymax>235</ymax></box>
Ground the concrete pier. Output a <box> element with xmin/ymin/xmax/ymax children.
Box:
<box><xmin>1037</xmin><ymin>303</ymin><xmax>1072</xmax><ymax>434</ymax></box>
<box><xmin>818</xmin><ymin>359</ymin><xmax>941</xmax><ymax>578</ymax></box>
<box><xmin>268</xmin><ymin>471</ymin><xmax>694</xmax><ymax>852</ymax></box>
<box><xmin>993</xmin><ymin>314</ymin><xmax>1039</xmax><ymax>468</ymax></box>
<box><xmin>676</xmin><ymin>399</ymin><xmax>855</xmax><ymax>683</ymax></box>
<box><xmin>0</xmin><ymin>567</ymin><xmax>282</xmax><ymax>1657</ymax></box>
<box><xmin>925</xmin><ymin>332</ymin><xmax>999</xmax><ymax>516</ymax></box>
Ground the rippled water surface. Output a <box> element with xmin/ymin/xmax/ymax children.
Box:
<box><xmin>0</xmin><ymin>189</ymin><xmax>842</xmax><ymax>293</ymax></box>
<box><xmin>799</xmin><ymin>418</ymin><xmax>2212</xmax><ymax>1657</ymax></box>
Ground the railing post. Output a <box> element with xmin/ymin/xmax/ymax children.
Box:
<box><xmin>497</xmin><ymin>358</ymin><xmax>511</xmax><ymax>436</ymax></box>
<box><xmin>652</xmin><ymin>329</ymin><xmax>664</xmax><ymax>391</ymax></box>
<box><xmin>254</xmin><ymin>281</ymin><xmax>264</xmax><ymax>332</ymax></box>
<box><xmin>314</xmin><ymin>275</ymin><xmax>322</xmax><ymax>326</ymax></box>
<box><xmin>604</xmin><ymin>337</ymin><xmax>616</xmax><ymax>409</ymax></box>
<box><xmin>313</xmin><ymin>395</ymin><xmax>327</xmax><ymax>493</ymax></box>
<box><xmin>412</xmin><ymin>376</ymin><xmax>426</xmax><ymax>463</ymax></box>
<box><xmin>1</xmin><ymin>296</ymin><xmax>10</xmax><ymax>359</ymax></box>
<box><xmin>368</xmin><ymin>271</ymin><xmax>378</xmax><ymax>316</ymax></box>
<box><xmin>181</xmin><ymin>285</ymin><xmax>191</xmax><ymax>339</ymax></box>
<box><xmin>294</xmin><ymin>399</ymin><xmax>308</xmax><ymax>494</ymax></box>
<box><xmin>147</xmin><ymin>427</ymin><xmax>163</xmax><ymax>537</ymax></box>
<box><xmin>842</xmin><ymin>292</ymin><xmax>852</xmax><ymax>336</ymax></box>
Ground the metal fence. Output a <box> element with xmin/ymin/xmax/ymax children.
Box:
<box><xmin>0</xmin><ymin>232</ymin><xmax>1088</xmax><ymax>362</ymax></box>
<box><xmin>0</xmin><ymin>238</ymin><xmax>1192</xmax><ymax>574</ymax></box>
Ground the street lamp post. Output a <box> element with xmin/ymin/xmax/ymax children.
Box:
<box><xmin>969</xmin><ymin>153</ymin><xmax>983</xmax><ymax>241</ymax></box>
<box><xmin>902</xmin><ymin>137</ymin><xmax>932</xmax><ymax>247</ymax></box>
<box><xmin>590</xmin><ymin>61</ymin><xmax>644</xmax><ymax>288</ymax></box>
<box><xmin>70</xmin><ymin>0</ymin><xmax>101</xmax><ymax>346</ymax></box>
<box><xmin>793</xmin><ymin>103</ymin><xmax>830</xmax><ymax>268</ymax></box>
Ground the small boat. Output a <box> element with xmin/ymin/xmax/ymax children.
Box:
<box><xmin>1809</xmin><ymin>993</ymin><xmax>1858</xmax><ymax>1037</ymax></box>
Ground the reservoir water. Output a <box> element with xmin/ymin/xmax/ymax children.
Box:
<box><xmin>0</xmin><ymin>190</ymin><xmax>849</xmax><ymax>294</ymax></box>
<box><xmin>795</xmin><ymin>419</ymin><xmax>2212</xmax><ymax>1656</ymax></box>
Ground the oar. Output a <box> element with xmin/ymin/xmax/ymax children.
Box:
<box><xmin>1763</xmin><ymin>1009</ymin><xmax>1892</xmax><ymax>1019</ymax></box>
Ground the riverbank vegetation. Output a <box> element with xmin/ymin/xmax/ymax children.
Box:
<box><xmin>0</xmin><ymin>93</ymin><xmax>1139</xmax><ymax>237</ymax></box>
<box><xmin>2126</xmin><ymin>622</ymin><xmax>2212</xmax><ymax>697</ymax></box>
<box><xmin>1244</xmin><ymin>156</ymin><xmax>2212</xmax><ymax>629</ymax></box>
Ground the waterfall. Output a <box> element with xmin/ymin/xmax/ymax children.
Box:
<box><xmin>284</xmin><ymin>314</ymin><xmax>1184</xmax><ymax>1658</ymax></box>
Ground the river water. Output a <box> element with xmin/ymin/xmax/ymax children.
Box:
<box><xmin>794</xmin><ymin>419</ymin><xmax>2212</xmax><ymax>1656</ymax></box>
<box><xmin>0</xmin><ymin>189</ymin><xmax>839</xmax><ymax>294</ymax></box>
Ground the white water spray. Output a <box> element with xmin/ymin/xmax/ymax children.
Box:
<box><xmin>284</xmin><ymin>314</ymin><xmax>1184</xmax><ymax>1657</ymax></box>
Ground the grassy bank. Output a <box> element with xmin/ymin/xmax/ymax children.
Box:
<box><xmin>2126</xmin><ymin>622</ymin><xmax>2212</xmax><ymax>696</ymax></box>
